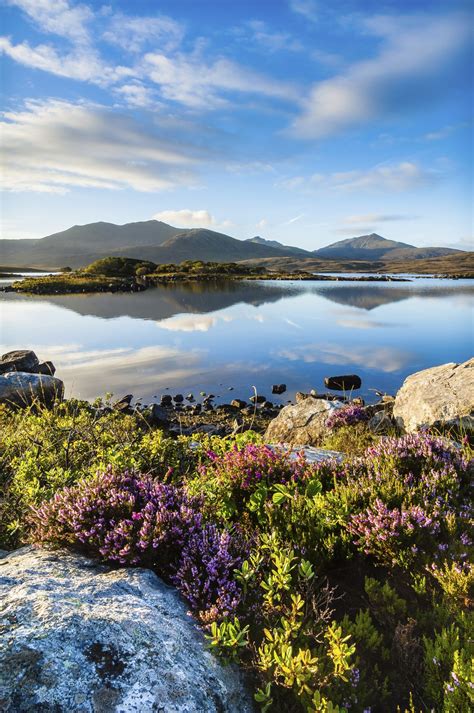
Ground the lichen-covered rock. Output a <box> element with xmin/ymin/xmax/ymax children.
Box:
<box><xmin>0</xmin><ymin>372</ymin><xmax>64</xmax><ymax>408</ymax></box>
<box><xmin>0</xmin><ymin>547</ymin><xmax>253</xmax><ymax>713</ymax></box>
<box><xmin>264</xmin><ymin>396</ymin><xmax>343</xmax><ymax>445</ymax></box>
<box><xmin>393</xmin><ymin>358</ymin><xmax>474</xmax><ymax>433</ymax></box>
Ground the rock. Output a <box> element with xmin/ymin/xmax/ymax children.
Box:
<box><xmin>186</xmin><ymin>393</ymin><xmax>195</xmax><ymax>402</ymax></box>
<box><xmin>324</xmin><ymin>374</ymin><xmax>362</xmax><ymax>391</ymax></box>
<box><xmin>146</xmin><ymin>403</ymin><xmax>169</xmax><ymax>427</ymax></box>
<box><xmin>351</xmin><ymin>397</ymin><xmax>365</xmax><ymax>406</ymax></box>
<box><xmin>272</xmin><ymin>384</ymin><xmax>287</xmax><ymax>395</ymax></box>
<box><xmin>381</xmin><ymin>394</ymin><xmax>395</xmax><ymax>404</ymax></box>
<box><xmin>160</xmin><ymin>394</ymin><xmax>173</xmax><ymax>407</ymax></box>
<box><xmin>0</xmin><ymin>372</ymin><xmax>64</xmax><ymax>408</ymax></box>
<box><xmin>264</xmin><ymin>397</ymin><xmax>344</xmax><ymax>446</ymax></box>
<box><xmin>249</xmin><ymin>394</ymin><xmax>266</xmax><ymax>404</ymax></box>
<box><xmin>36</xmin><ymin>361</ymin><xmax>56</xmax><ymax>376</ymax></box>
<box><xmin>0</xmin><ymin>547</ymin><xmax>252</xmax><ymax>713</ymax></box>
<box><xmin>113</xmin><ymin>394</ymin><xmax>133</xmax><ymax>411</ymax></box>
<box><xmin>267</xmin><ymin>444</ymin><xmax>344</xmax><ymax>464</ymax></box>
<box><xmin>295</xmin><ymin>391</ymin><xmax>309</xmax><ymax>403</ymax></box>
<box><xmin>173</xmin><ymin>394</ymin><xmax>184</xmax><ymax>403</ymax></box>
<box><xmin>0</xmin><ymin>349</ymin><xmax>39</xmax><ymax>375</ymax></box>
<box><xmin>393</xmin><ymin>358</ymin><xmax>474</xmax><ymax>433</ymax></box>
<box><xmin>215</xmin><ymin>404</ymin><xmax>238</xmax><ymax>414</ymax></box>
<box><xmin>368</xmin><ymin>411</ymin><xmax>394</xmax><ymax>434</ymax></box>
<box><xmin>230</xmin><ymin>399</ymin><xmax>247</xmax><ymax>410</ymax></box>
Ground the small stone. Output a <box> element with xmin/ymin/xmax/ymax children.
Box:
<box><xmin>160</xmin><ymin>394</ymin><xmax>173</xmax><ymax>406</ymax></box>
<box><xmin>186</xmin><ymin>393</ymin><xmax>195</xmax><ymax>402</ymax></box>
<box><xmin>271</xmin><ymin>384</ymin><xmax>287</xmax><ymax>395</ymax></box>
<box><xmin>230</xmin><ymin>399</ymin><xmax>247</xmax><ymax>410</ymax></box>
<box><xmin>295</xmin><ymin>391</ymin><xmax>309</xmax><ymax>403</ymax></box>
<box><xmin>324</xmin><ymin>374</ymin><xmax>362</xmax><ymax>391</ymax></box>
<box><xmin>173</xmin><ymin>394</ymin><xmax>184</xmax><ymax>403</ymax></box>
<box><xmin>249</xmin><ymin>394</ymin><xmax>266</xmax><ymax>404</ymax></box>
<box><xmin>113</xmin><ymin>394</ymin><xmax>133</xmax><ymax>411</ymax></box>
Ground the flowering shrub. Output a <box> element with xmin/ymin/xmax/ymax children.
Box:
<box><xmin>173</xmin><ymin>524</ymin><xmax>249</xmax><ymax>624</ymax></box>
<box><xmin>326</xmin><ymin>405</ymin><xmax>370</xmax><ymax>430</ymax></box>
<box><xmin>31</xmin><ymin>467</ymin><xmax>203</xmax><ymax>567</ymax></box>
<box><xmin>349</xmin><ymin>499</ymin><xmax>440</xmax><ymax>567</ymax></box>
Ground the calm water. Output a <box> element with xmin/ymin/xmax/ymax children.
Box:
<box><xmin>0</xmin><ymin>277</ymin><xmax>472</xmax><ymax>403</ymax></box>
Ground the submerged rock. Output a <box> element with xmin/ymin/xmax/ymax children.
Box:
<box><xmin>393</xmin><ymin>358</ymin><xmax>474</xmax><ymax>433</ymax></box>
<box><xmin>264</xmin><ymin>396</ymin><xmax>344</xmax><ymax>446</ymax></box>
<box><xmin>0</xmin><ymin>372</ymin><xmax>64</xmax><ymax>408</ymax></box>
<box><xmin>0</xmin><ymin>547</ymin><xmax>253</xmax><ymax>713</ymax></box>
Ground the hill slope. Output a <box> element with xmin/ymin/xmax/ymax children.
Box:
<box><xmin>314</xmin><ymin>233</ymin><xmax>461</xmax><ymax>261</ymax></box>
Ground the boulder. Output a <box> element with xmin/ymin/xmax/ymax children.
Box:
<box><xmin>113</xmin><ymin>394</ymin><xmax>133</xmax><ymax>412</ymax></box>
<box><xmin>393</xmin><ymin>358</ymin><xmax>474</xmax><ymax>433</ymax></box>
<box><xmin>324</xmin><ymin>374</ymin><xmax>362</xmax><ymax>391</ymax></box>
<box><xmin>0</xmin><ymin>349</ymin><xmax>39</xmax><ymax>375</ymax></box>
<box><xmin>160</xmin><ymin>394</ymin><xmax>173</xmax><ymax>406</ymax></box>
<box><xmin>36</xmin><ymin>361</ymin><xmax>56</xmax><ymax>376</ymax></box>
<box><xmin>0</xmin><ymin>547</ymin><xmax>253</xmax><ymax>713</ymax></box>
<box><xmin>264</xmin><ymin>396</ymin><xmax>344</xmax><ymax>446</ymax></box>
<box><xmin>0</xmin><ymin>372</ymin><xmax>64</xmax><ymax>408</ymax></box>
<box><xmin>271</xmin><ymin>384</ymin><xmax>287</xmax><ymax>395</ymax></box>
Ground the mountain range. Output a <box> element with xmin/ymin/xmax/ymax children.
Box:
<box><xmin>0</xmin><ymin>220</ymin><xmax>464</xmax><ymax>269</ymax></box>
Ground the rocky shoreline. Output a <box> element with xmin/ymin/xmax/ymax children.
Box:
<box><xmin>1</xmin><ymin>349</ymin><xmax>472</xmax><ymax>440</ymax></box>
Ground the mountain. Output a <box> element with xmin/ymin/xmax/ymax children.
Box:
<box><xmin>314</xmin><ymin>233</ymin><xmax>461</xmax><ymax>261</ymax></box>
<box><xmin>0</xmin><ymin>223</ymin><xmax>464</xmax><ymax>269</ymax></box>
<box><xmin>246</xmin><ymin>236</ymin><xmax>310</xmax><ymax>256</ymax></box>
<box><xmin>0</xmin><ymin>221</ymin><xmax>311</xmax><ymax>269</ymax></box>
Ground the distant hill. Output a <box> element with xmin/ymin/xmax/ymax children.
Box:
<box><xmin>246</xmin><ymin>236</ymin><xmax>309</xmax><ymax>256</ymax></box>
<box><xmin>0</xmin><ymin>222</ymin><xmax>465</xmax><ymax>270</ymax></box>
<box><xmin>314</xmin><ymin>233</ymin><xmax>461</xmax><ymax>261</ymax></box>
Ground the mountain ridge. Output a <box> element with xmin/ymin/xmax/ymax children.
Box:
<box><xmin>0</xmin><ymin>222</ymin><xmax>463</xmax><ymax>269</ymax></box>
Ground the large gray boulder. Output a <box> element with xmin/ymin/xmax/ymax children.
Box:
<box><xmin>393</xmin><ymin>358</ymin><xmax>474</xmax><ymax>433</ymax></box>
<box><xmin>0</xmin><ymin>547</ymin><xmax>253</xmax><ymax>713</ymax></box>
<box><xmin>0</xmin><ymin>372</ymin><xmax>64</xmax><ymax>408</ymax></box>
<box><xmin>264</xmin><ymin>396</ymin><xmax>343</xmax><ymax>445</ymax></box>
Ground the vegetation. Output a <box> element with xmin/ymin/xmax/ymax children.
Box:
<box><xmin>83</xmin><ymin>256</ymin><xmax>157</xmax><ymax>277</ymax></box>
<box><xmin>1</xmin><ymin>400</ymin><xmax>472</xmax><ymax>711</ymax></box>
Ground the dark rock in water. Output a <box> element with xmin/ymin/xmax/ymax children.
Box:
<box><xmin>0</xmin><ymin>349</ymin><xmax>39</xmax><ymax>375</ymax></box>
<box><xmin>160</xmin><ymin>394</ymin><xmax>173</xmax><ymax>406</ymax></box>
<box><xmin>186</xmin><ymin>393</ymin><xmax>195</xmax><ymax>402</ymax></box>
<box><xmin>0</xmin><ymin>372</ymin><xmax>64</xmax><ymax>408</ymax></box>
<box><xmin>272</xmin><ymin>384</ymin><xmax>287</xmax><ymax>395</ymax></box>
<box><xmin>203</xmin><ymin>394</ymin><xmax>215</xmax><ymax>403</ymax></box>
<box><xmin>231</xmin><ymin>399</ymin><xmax>247</xmax><ymax>410</ymax></box>
<box><xmin>0</xmin><ymin>547</ymin><xmax>253</xmax><ymax>713</ymax></box>
<box><xmin>36</xmin><ymin>361</ymin><xmax>56</xmax><ymax>376</ymax></box>
<box><xmin>324</xmin><ymin>374</ymin><xmax>362</xmax><ymax>391</ymax></box>
<box><xmin>262</xmin><ymin>401</ymin><xmax>274</xmax><ymax>409</ymax></box>
<box><xmin>249</xmin><ymin>394</ymin><xmax>266</xmax><ymax>404</ymax></box>
<box><xmin>173</xmin><ymin>394</ymin><xmax>184</xmax><ymax>403</ymax></box>
<box><xmin>228</xmin><ymin>386</ymin><xmax>234</xmax><ymax>391</ymax></box>
<box><xmin>113</xmin><ymin>394</ymin><xmax>133</xmax><ymax>411</ymax></box>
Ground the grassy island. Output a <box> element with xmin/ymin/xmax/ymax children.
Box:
<box><xmin>1</xmin><ymin>398</ymin><xmax>472</xmax><ymax>712</ymax></box>
<box><xmin>3</xmin><ymin>256</ymin><xmax>410</xmax><ymax>295</ymax></box>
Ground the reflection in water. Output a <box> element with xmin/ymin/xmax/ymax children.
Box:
<box><xmin>1</xmin><ymin>278</ymin><xmax>472</xmax><ymax>402</ymax></box>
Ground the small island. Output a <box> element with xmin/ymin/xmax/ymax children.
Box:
<box><xmin>2</xmin><ymin>256</ymin><xmax>412</xmax><ymax>295</ymax></box>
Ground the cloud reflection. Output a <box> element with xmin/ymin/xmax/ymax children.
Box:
<box><xmin>277</xmin><ymin>342</ymin><xmax>414</xmax><ymax>373</ymax></box>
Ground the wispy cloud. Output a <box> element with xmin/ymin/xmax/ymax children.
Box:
<box><xmin>343</xmin><ymin>213</ymin><xmax>418</xmax><ymax>224</ymax></box>
<box><xmin>291</xmin><ymin>13</ymin><xmax>471</xmax><ymax>137</ymax></box>
<box><xmin>280</xmin><ymin>161</ymin><xmax>440</xmax><ymax>194</ymax></box>
<box><xmin>6</xmin><ymin>0</ymin><xmax>93</xmax><ymax>44</ymax></box>
<box><xmin>289</xmin><ymin>0</ymin><xmax>318</xmax><ymax>23</ymax></box>
<box><xmin>277</xmin><ymin>343</ymin><xmax>413</xmax><ymax>372</ymax></box>
<box><xmin>1</xmin><ymin>100</ymin><xmax>199</xmax><ymax>193</ymax></box>
<box><xmin>102</xmin><ymin>12</ymin><xmax>184</xmax><ymax>53</ymax></box>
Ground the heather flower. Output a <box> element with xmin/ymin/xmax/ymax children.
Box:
<box><xmin>30</xmin><ymin>466</ymin><xmax>203</xmax><ymax>568</ymax></box>
<box><xmin>326</xmin><ymin>405</ymin><xmax>369</xmax><ymax>430</ymax></box>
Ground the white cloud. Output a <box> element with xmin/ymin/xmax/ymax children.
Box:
<box><xmin>1</xmin><ymin>100</ymin><xmax>199</xmax><ymax>193</ymax></box>
<box><xmin>289</xmin><ymin>0</ymin><xmax>318</xmax><ymax>23</ymax></box>
<box><xmin>256</xmin><ymin>219</ymin><xmax>268</xmax><ymax>230</ymax></box>
<box><xmin>143</xmin><ymin>52</ymin><xmax>298</xmax><ymax>109</ymax></box>
<box><xmin>0</xmin><ymin>36</ymin><xmax>130</xmax><ymax>85</ymax></box>
<box><xmin>280</xmin><ymin>162</ymin><xmax>440</xmax><ymax>194</ymax></box>
<box><xmin>114</xmin><ymin>83</ymin><xmax>156</xmax><ymax>108</ymax></box>
<box><xmin>102</xmin><ymin>13</ymin><xmax>184</xmax><ymax>53</ymax></box>
<box><xmin>6</xmin><ymin>0</ymin><xmax>93</xmax><ymax>43</ymax></box>
<box><xmin>236</xmin><ymin>20</ymin><xmax>302</xmax><ymax>53</ymax></box>
<box><xmin>152</xmin><ymin>209</ymin><xmax>221</xmax><ymax>228</ymax></box>
<box><xmin>291</xmin><ymin>13</ymin><xmax>471</xmax><ymax>137</ymax></box>
<box><xmin>158</xmin><ymin>315</ymin><xmax>222</xmax><ymax>332</ymax></box>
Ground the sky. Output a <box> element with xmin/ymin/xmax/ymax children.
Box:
<box><xmin>1</xmin><ymin>0</ymin><xmax>473</xmax><ymax>250</ymax></box>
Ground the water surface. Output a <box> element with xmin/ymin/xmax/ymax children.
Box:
<box><xmin>0</xmin><ymin>277</ymin><xmax>472</xmax><ymax>403</ymax></box>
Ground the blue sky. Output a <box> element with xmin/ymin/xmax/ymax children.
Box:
<box><xmin>1</xmin><ymin>0</ymin><xmax>472</xmax><ymax>250</ymax></box>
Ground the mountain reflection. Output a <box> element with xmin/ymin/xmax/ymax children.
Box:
<box><xmin>5</xmin><ymin>279</ymin><xmax>474</xmax><ymax>320</ymax></box>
